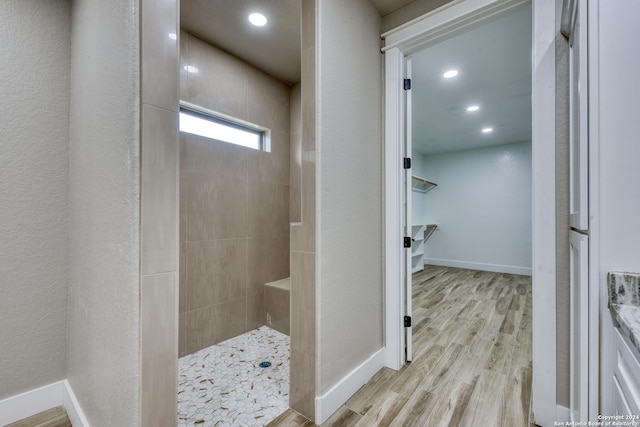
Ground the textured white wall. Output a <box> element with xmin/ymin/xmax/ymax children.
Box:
<box><xmin>0</xmin><ymin>0</ymin><xmax>70</xmax><ymax>401</ymax></box>
<box><xmin>67</xmin><ymin>1</ymin><xmax>141</xmax><ymax>425</ymax></box>
<box><xmin>317</xmin><ymin>0</ymin><xmax>384</xmax><ymax>394</ymax></box>
<box><xmin>420</xmin><ymin>142</ymin><xmax>532</xmax><ymax>275</ymax></box>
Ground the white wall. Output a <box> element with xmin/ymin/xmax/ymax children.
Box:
<box><xmin>0</xmin><ymin>0</ymin><xmax>70</xmax><ymax>401</ymax></box>
<box><xmin>317</xmin><ymin>0</ymin><xmax>383</xmax><ymax>396</ymax></box>
<box><xmin>67</xmin><ymin>1</ymin><xmax>141</xmax><ymax>425</ymax></box>
<box><xmin>419</xmin><ymin>142</ymin><xmax>532</xmax><ymax>275</ymax></box>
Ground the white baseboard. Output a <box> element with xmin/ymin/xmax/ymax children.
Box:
<box><xmin>315</xmin><ymin>348</ymin><xmax>385</xmax><ymax>425</ymax></box>
<box><xmin>63</xmin><ymin>380</ymin><xmax>91</xmax><ymax>427</ymax></box>
<box><xmin>556</xmin><ymin>404</ymin><xmax>571</xmax><ymax>422</ymax></box>
<box><xmin>0</xmin><ymin>380</ymin><xmax>90</xmax><ymax>426</ymax></box>
<box><xmin>424</xmin><ymin>258</ymin><xmax>532</xmax><ymax>276</ymax></box>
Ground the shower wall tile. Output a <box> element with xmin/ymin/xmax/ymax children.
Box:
<box><xmin>248</xmin><ymin>181</ymin><xmax>290</xmax><ymax>238</ymax></box>
<box><xmin>179</xmin><ymin>30</ymin><xmax>188</xmax><ymax>103</ymax></box>
<box><xmin>179</xmin><ymin>30</ymin><xmax>292</xmax><ymax>355</ymax></box>
<box><xmin>179</xmin><ymin>241</ymin><xmax>186</xmax><ymax>314</ymax></box>
<box><xmin>246</xmin><ymin>292</ymin><xmax>266</xmax><ymax>332</ymax></box>
<box><xmin>141</xmin><ymin>104</ymin><xmax>179</xmax><ymax>276</ymax></box>
<box><xmin>185</xmin><ymin>35</ymin><xmax>248</xmax><ymax>119</ymax></box>
<box><xmin>290</xmin><ymin>251</ymin><xmax>315</xmax><ymax>356</ymax></box>
<box><xmin>265</xmin><ymin>286</ymin><xmax>290</xmax><ymax>336</ymax></box>
<box><xmin>246</xmin><ymin>66</ymin><xmax>291</xmax><ymax>135</ymax></box>
<box><xmin>179</xmin><ymin>312</ymin><xmax>187</xmax><ymax>358</ymax></box>
<box><xmin>181</xmin><ymin>131</ymin><xmax>247</xmax><ymax>179</ymax></box>
<box><xmin>186</xmin><ymin>239</ymin><xmax>247</xmax><ymax>311</ymax></box>
<box><xmin>185</xmin><ymin>298</ymin><xmax>246</xmax><ymax>354</ymax></box>
<box><xmin>290</xmin><ymin>350</ymin><xmax>315</xmax><ymax>420</ymax></box>
<box><xmin>290</xmin><ymin>83</ymin><xmax>302</xmax><ymax>223</ymax></box>
<box><xmin>141</xmin><ymin>0</ymin><xmax>179</xmax><ymax>112</ymax></box>
<box><xmin>302</xmin><ymin>47</ymin><xmax>316</xmax><ymax>152</ymax></box>
<box><xmin>247</xmin><ymin>236</ymin><xmax>290</xmax><ymax>296</ymax></box>
<box><xmin>247</xmin><ymin>130</ymin><xmax>291</xmax><ymax>186</ymax></box>
<box><xmin>185</xmin><ymin>173</ymin><xmax>248</xmax><ymax>241</ymax></box>
<box><xmin>141</xmin><ymin>272</ymin><xmax>178</xmax><ymax>427</ymax></box>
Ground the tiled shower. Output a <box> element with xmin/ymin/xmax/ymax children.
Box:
<box><xmin>177</xmin><ymin>29</ymin><xmax>302</xmax><ymax>424</ymax></box>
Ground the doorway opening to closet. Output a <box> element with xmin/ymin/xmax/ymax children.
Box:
<box><xmin>384</xmin><ymin>1</ymin><xmax>543</xmax><ymax>424</ymax></box>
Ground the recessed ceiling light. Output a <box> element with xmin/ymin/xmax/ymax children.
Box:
<box><xmin>482</xmin><ymin>127</ymin><xmax>493</xmax><ymax>133</ymax></box>
<box><xmin>466</xmin><ymin>105</ymin><xmax>480</xmax><ymax>112</ymax></box>
<box><xmin>184</xmin><ymin>65</ymin><xmax>198</xmax><ymax>73</ymax></box>
<box><xmin>249</xmin><ymin>12</ymin><xmax>267</xmax><ymax>27</ymax></box>
<box><xmin>168</xmin><ymin>33</ymin><xmax>177</xmax><ymax>40</ymax></box>
<box><xmin>443</xmin><ymin>69</ymin><xmax>458</xmax><ymax>79</ymax></box>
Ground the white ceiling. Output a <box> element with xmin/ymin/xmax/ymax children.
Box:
<box><xmin>411</xmin><ymin>5</ymin><xmax>532</xmax><ymax>155</ymax></box>
<box><xmin>181</xmin><ymin>0</ymin><xmax>302</xmax><ymax>84</ymax></box>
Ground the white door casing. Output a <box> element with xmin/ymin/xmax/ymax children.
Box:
<box><xmin>403</xmin><ymin>57</ymin><xmax>413</xmax><ymax>363</ymax></box>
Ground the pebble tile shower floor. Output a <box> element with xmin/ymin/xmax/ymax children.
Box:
<box><xmin>178</xmin><ymin>326</ymin><xmax>290</xmax><ymax>427</ymax></box>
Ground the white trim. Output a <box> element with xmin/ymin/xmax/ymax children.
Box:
<box><xmin>531</xmin><ymin>0</ymin><xmax>557</xmax><ymax>424</ymax></box>
<box><xmin>0</xmin><ymin>380</ymin><xmax>90</xmax><ymax>427</ymax></box>
<box><xmin>557</xmin><ymin>404</ymin><xmax>571</xmax><ymax>422</ymax></box>
<box><xmin>314</xmin><ymin>348</ymin><xmax>385</xmax><ymax>425</ymax></box>
<box><xmin>382</xmin><ymin>0</ymin><xmax>557</xmax><ymax>425</ymax></box>
<box><xmin>383</xmin><ymin>47</ymin><xmax>405</xmax><ymax>371</ymax></box>
<box><xmin>382</xmin><ymin>0</ymin><xmax>528</xmax><ymax>54</ymax></box>
<box><xmin>423</xmin><ymin>258</ymin><xmax>532</xmax><ymax>276</ymax></box>
<box><xmin>63</xmin><ymin>380</ymin><xmax>91</xmax><ymax>427</ymax></box>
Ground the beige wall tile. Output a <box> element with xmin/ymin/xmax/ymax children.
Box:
<box><xmin>179</xmin><ymin>30</ymin><xmax>188</xmax><ymax>102</ymax></box>
<box><xmin>302</xmin><ymin>0</ymin><xmax>316</xmax><ymax>52</ymax></box>
<box><xmin>290</xmin><ymin>251</ymin><xmax>315</xmax><ymax>355</ymax></box>
<box><xmin>179</xmin><ymin>241</ymin><xmax>187</xmax><ymax>314</ymax></box>
<box><xmin>184</xmin><ymin>35</ymin><xmax>248</xmax><ymax>118</ymax></box>
<box><xmin>181</xmin><ymin>132</ymin><xmax>247</xmax><ymax>180</ymax></box>
<box><xmin>290</xmin><ymin>83</ymin><xmax>302</xmax><ymax>223</ymax></box>
<box><xmin>185</xmin><ymin>173</ymin><xmax>248</xmax><ymax>241</ymax></box>
<box><xmin>179</xmin><ymin>312</ymin><xmax>187</xmax><ymax>358</ymax></box>
<box><xmin>291</xmin><ymin>156</ymin><xmax>316</xmax><ymax>253</ymax></box>
<box><xmin>185</xmin><ymin>299</ymin><xmax>246</xmax><ymax>353</ymax></box>
<box><xmin>265</xmin><ymin>286</ymin><xmax>290</xmax><ymax>336</ymax></box>
<box><xmin>246</xmin><ymin>66</ymin><xmax>290</xmax><ymax>134</ymax></box>
<box><xmin>246</xmin><ymin>292</ymin><xmax>266</xmax><ymax>332</ymax></box>
<box><xmin>141</xmin><ymin>104</ymin><xmax>179</xmax><ymax>275</ymax></box>
<box><xmin>141</xmin><ymin>0</ymin><xmax>178</xmax><ymax>112</ymax></box>
<box><xmin>301</xmin><ymin>48</ymin><xmax>316</xmax><ymax>152</ymax></box>
<box><xmin>247</xmin><ymin>130</ymin><xmax>290</xmax><ymax>186</ymax></box>
<box><xmin>141</xmin><ymin>273</ymin><xmax>178</xmax><ymax>427</ymax></box>
<box><xmin>290</xmin><ymin>350</ymin><xmax>315</xmax><ymax>420</ymax></box>
<box><xmin>186</xmin><ymin>239</ymin><xmax>247</xmax><ymax>311</ymax></box>
<box><xmin>247</xmin><ymin>236</ymin><xmax>290</xmax><ymax>296</ymax></box>
<box><xmin>248</xmin><ymin>181</ymin><xmax>289</xmax><ymax>238</ymax></box>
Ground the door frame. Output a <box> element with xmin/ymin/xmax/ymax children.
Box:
<box><xmin>381</xmin><ymin>0</ymin><xmax>558</xmax><ymax>425</ymax></box>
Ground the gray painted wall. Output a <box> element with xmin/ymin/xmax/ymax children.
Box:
<box><xmin>67</xmin><ymin>1</ymin><xmax>141</xmax><ymax>425</ymax></box>
<box><xmin>0</xmin><ymin>0</ymin><xmax>70</xmax><ymax>400</ymax></box>
<box><xmin>317</xmin><ymin>0</ymin><xmax>384</xmax><ymax>393</ymax></box>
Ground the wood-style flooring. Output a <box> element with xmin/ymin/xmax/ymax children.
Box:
<box><xmin>6</xmin><ymin>406</ymin><xmax>71</xmax><ymax>427</ymax></box>
<box><xmin>269</xmin><ymin>265</ymin><xmax>533</xmax><ymax>427</ymax></box>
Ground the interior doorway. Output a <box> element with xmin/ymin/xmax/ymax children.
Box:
<box><xmin>383</xmin><ymin>0</ymin><xmax>558</xmax><ymax>425</ymax></box>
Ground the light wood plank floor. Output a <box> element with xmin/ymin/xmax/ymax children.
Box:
<box><xmin>269</xmin><ymin>266</ymin><xmax>533</xmax><ymax>427</ymax></box>
<box><xmin>6</xmin><ymin>406</ymin><xmax>71</xmax><ymax>427</ymax></box>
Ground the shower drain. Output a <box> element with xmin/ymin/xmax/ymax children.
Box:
<box><xmin>259</xmin><ymin>361</ymin><xmax>272</xmax><ymax>368</ymax></box>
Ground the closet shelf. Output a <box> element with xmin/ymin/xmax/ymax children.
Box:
<box><xmin>412</xmin><ymin>175</ymin><xmax>437</xmax><ymax>193</ymax></box>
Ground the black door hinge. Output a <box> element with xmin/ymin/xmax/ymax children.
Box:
<box><xmin>404</xmin><ymin>236</ymin><xmax>412</xmax><ymax>248</ymax></box>
<box><xmin>404</xmin><ymin>78</ymin><xmax>411</xmax><ymax>90</ymax></box>
<box><xmin>403</xmin><ymin>157</ymin><xmax>411</xmax><ymax>169</ymax></box>
<box><xmin>404</xmin><ymin>316</ymin><xmax>412</xmax><ymax>327</ymax></box>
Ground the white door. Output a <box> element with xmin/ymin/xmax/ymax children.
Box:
<box><xmin>569</xmin><ymin>0</ymin><xmax>589</xmax><ymax>232</ymax></box>
<box><xmin>403</xmin><ymin>57</ymin><xmax>413</xmax><ymax>363</ymax></box>
<box><xmin>569</xmin><ymin>230</ymin><xmax>589</xmax><ymax>421</ymax></box>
